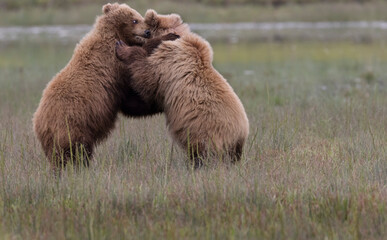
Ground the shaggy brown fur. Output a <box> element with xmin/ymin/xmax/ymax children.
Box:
<box><xmin>116</xmin><ymin>11</ymin><xmax>249</xmax><ymax>167</ymax></box>
<box><xmin>144</xmin><ymin>9</ymin><xmax>190</xmax><ymax>38</ymax></box>
<box><xmin>33</xmin><ymin>3</ymin><xmax>157</xmax><ymax>172</ymax></box>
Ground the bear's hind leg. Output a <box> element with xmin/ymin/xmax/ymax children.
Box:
<box><xmin>192</xmin><ymin>153</ymin><xmax>204</xmax><ymax>169</ymax></box>
<box><xmin>187</xmin><ymin>143</ymin><xmax>206</xmax><ymax>169</ymax></box>
<box><xmin>48</xmin><ymin>146</ymin><xmax>70</xmax><ymax>176</ymax></box>
<box><xmin>49</xmin><ymin>142</ymin><xmax>93</xmax><ymax>174</ymax></box>
<box><xmin>73</xmin><ymin>143</ymin><xmax>93</xmax><ymax>168</ymax></box>
<box><xmin>229</xmin><ymin>139</ymin><xmax>244</xmax><ymax>163</ymax></box>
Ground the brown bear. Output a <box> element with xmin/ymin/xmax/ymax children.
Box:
<box><xmin>116</xmin><ymin>10</ymin><xmax>249</xmax><ymax>167</ymax></box>
<box><xmin>33</xmin><ymin>3</ymin><xmax>166</xmax><ymax>172</ymax></box>
<box><xmin>143</xmin><ymin>9</ymin><xmax>190</xmax><ymax>38</ymax></box>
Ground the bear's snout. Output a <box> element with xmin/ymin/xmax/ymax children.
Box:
<box><xmin>144</xmin><ymin>30</ymin><xmax>151</xmax><ymax>38</ymax></box>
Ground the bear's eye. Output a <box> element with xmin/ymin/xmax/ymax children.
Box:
<box><xmin>132</xmin><ymin>20</ymin><xmax>138</xmax><ymax>24</ymax></box>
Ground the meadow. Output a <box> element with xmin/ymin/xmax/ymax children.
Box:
<box><xmin>1</xmin><ymin>22</ymin><xmax>387</xmax><ymax>240</ymax></box>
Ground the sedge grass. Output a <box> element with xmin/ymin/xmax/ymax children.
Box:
<box><xmin>0</xmin><ymin>37</ymin><xmax>386</xmax><ymax>239</ymax></box>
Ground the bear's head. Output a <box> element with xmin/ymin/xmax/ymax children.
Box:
<box><xmin>144</xmin><ymin>9</ymin><xmax>190</xmax><ymax>38</ymax></box>
<box><xmin>101</xmin><ymin>3</ymin><xmax>151</xmax><ymax>46</ymax></box>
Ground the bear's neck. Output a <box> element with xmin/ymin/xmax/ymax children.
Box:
<box><xmin>75</xmin><ymin>21</ymin><xmax>119</xmax><ymax>64</ymax></box>
<box><xmin>70</xmin><ymin>22</ymin><xmax>122</xmax><ymax>87</ymax></box>
<box><xmin>93</xmin><ymin>23</ymin><xmax>118</xmax><ymax>48</ymax></box>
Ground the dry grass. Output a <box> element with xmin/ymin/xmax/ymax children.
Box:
<box><xmin>0</xmin><ymin>37</ymin><xmax>386</xmax><ymax>239</ymax></box>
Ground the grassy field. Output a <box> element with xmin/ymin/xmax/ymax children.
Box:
<box><xmin>0</xmin><ymin>32</ymin><xmax>386</xmax><ymax>239</ymax></box>
<box><xmin>2</xmin><ymin>0</ymin><xmax>387</xmax><ymax>26</ymax></box>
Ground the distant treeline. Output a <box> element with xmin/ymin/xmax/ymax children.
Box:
<box><xmin>184</xmin><ymin>0</ymin><xmax>372</xmax><ymax>5</ymax></box>
<box><xmin>0</xmin><ymin>0</ymin><xmax>374</xmax><ymax>10</ymax></box>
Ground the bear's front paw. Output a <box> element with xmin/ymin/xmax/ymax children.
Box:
<box><xmin>116</xmin><ymin>40</ymin><xmax>127</xmax><ymax>48</ymax></box>
<box><xmin>115</xmin><ymin>40</ymin><xmax>129</xmax><ymax>61</ymax></box>
<box><xmin>162</xmin><ymin>33</ymin><xmax>180</xmax><ymax>42</ymax></box>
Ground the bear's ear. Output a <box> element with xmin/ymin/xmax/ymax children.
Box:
<box><xmin>102</xmin><ymin>3</ymin><xmax>119</xmax><ymax>14</ymax></box>
<box><xmin>155</xmin><ymin>13</ymin><xmax>183</xmax><ymax>29</ymax></box>
<box><xmin>145</xmin><ymin>9</ymin><xmax>159</xmax><ymax>27</ymax></box>
<box><xmin>165</xmin><ymin>13</ymin><xmax>183</xmax><ymax>28</ymax></box>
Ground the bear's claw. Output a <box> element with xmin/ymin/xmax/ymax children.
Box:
<box><xmin>115</xmin><ymin>40</ymin><xmax>128</xmax><ymax>61</ymax></box>
<box><xmin>116</xmin><ymin>40</ymin><xmax>125</xmax><ymax>48</ymax></box>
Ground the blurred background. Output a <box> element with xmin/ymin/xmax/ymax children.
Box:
<box><xmin>2</xmin><ymin>0</ymin><xmax>387</xmax><ymax>43</ymax></box>
<box><xmin>2</xmin><ymin>0</ymin><xmax>387</xmax><ymax>25</ymax></box>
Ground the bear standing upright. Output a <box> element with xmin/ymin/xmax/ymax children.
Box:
<box><xmin>116</xmin><ymin>10</ymin><xmax>249</xmax><ymax>167</ymax></box>
<box><xmin>33</xmin><ymin>3</ymin><xmax>158</xmax><ymax>171</ymax></box>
